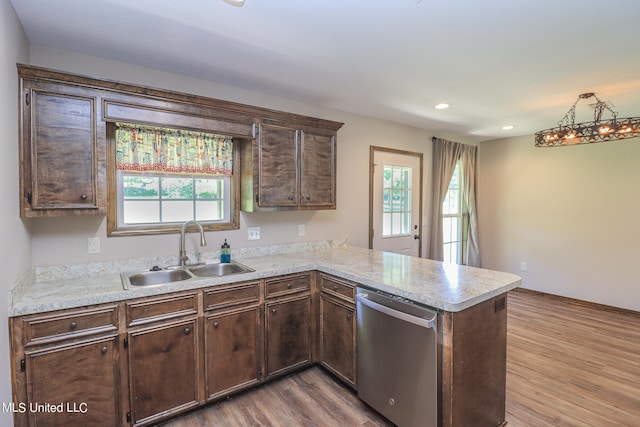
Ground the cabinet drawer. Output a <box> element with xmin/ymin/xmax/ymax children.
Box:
<box><xmin>320</xmin><ymin>274</ymin><xmax>356</xmax><ymax>302</ymax></box>
<box><xmin>204</xmin><ymin>281</ymin><xmax>260</xmax><ymax>311</ymax></box>
<box><xmin>265</xmin><ymin>273</ymin><xmax>310</xmax><ymax>298</ymax></box>
<box><xmin>126</xmin><ymin>291</ymin><xmax>198</xmax><ymax>326</ymax></box>
<box><xmin>22</xmin><ymin>304</ymin><xmax>118</xmax><ymax>346</ymax></box>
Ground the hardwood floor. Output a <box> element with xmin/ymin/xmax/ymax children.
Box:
<box><xmin>160</xmin><ymin>290</ymin><xmax>640</xmax><ymax>427</ymax></box>
<box><xmin>159</xmin><ymin>366</ymin><xmax>391</xmax><ymax>427</ymax></box>
<box><xmin>506</xmin><ymin>290</ymin><xmax>640</xmax><ymax>426</ymax></box>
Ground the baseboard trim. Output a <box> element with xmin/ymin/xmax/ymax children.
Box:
<box><xmin>510</xmin><ymin>288</ymin><xmax>640</xmax><ymax>318</ymax></box>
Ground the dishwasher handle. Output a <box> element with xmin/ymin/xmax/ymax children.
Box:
<box><xmin>357</xmin><ymin>292</ymin><xmax>437</xmax><ymax>329</ymax></box>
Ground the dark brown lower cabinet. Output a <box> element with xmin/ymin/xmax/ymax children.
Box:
<box><xmin>23</xmin><ymin>335</ymin><xmax>120</xmax><ymax>427</ymax></box>
<box><xmin>127</xmin><ymin>319</ymin><xmax>199</xmax><ymax>426</ymax></box>
<box><xmin>265</xmin><ymin>294</ymin><xmax>311</xmax><ymax>378</ymax></box>
<box><xmin>205</xmin><ymin>305</ymin><xmax>261</xmax><ymax>399</ymax></box>
<box><xmin>319</xmin><ymin>293</ymin><xmax>356</xmax><ymax>387</ymax></box>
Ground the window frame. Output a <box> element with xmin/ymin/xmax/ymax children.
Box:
<box><xmin>106</xmin><ymin>122</ymin><xmax>240</xmax><ymax>237</ymax></box>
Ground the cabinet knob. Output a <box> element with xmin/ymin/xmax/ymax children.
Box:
<box><xmin>184</xmin><ymin>327</ymin><xmax>191</xmax><ymax>335</ymax></box>
<box><xmin>346</xmin><ymin>313</ymin><xmax>353</xmax><ymax>320</ymax></box>
<box><xmin>288</xmin><ymin>196</ymin><xmax>294</xmax><ymax>201</ymax></box>
<box><xmin>287</xmin><ymin>283</ymin><xmax>292</xmax><ymax>289</ymax></box>
<box><xmin>272</xmin><ymin>308</ymin><xmax>277</xmax><ymax>314</ymax></box>
<box><xmin>333</xmin><ymin>285</ymin><xmax>339</xmax><ymax>291</ymax></box>
<box><xmin>69</xmin><ymin>322</ymin><xmax>78</xmax><ymax>330</ymax></box>
<box><xmin>101</xmin><ymin>346</ymin><xmax>108</xmax><ymax>354</ymax></box>
<box><xmin>213</xmin><ymin>322</ymin><xmax>219</xmax><ymax>329</ymax></box>
<box><xmin>80</xmin><ymin>194</ymin><xmax>88</xmax><ymax>200</ymax></box>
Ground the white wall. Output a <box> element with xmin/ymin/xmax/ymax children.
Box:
<box><xmin>27</xmin><ymin>46</ymin><xmax>442</xmax><ymax>265</ymax></box>
<box><xmin>0</xmin><ymin>0</ymin><xmax>30</xmax><ymax>425</ymax></box>
<box><xmin>478</xmin><ymin>134</ymin><xmax>640</xmax><ymax>311</ymax></box>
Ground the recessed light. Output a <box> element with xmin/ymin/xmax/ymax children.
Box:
<box><xmin>501</xmin><ymin>125</ymin><xmax>514</xmax><ymax>130</ymax></box>
<box><xmin>434</xmin><ymin>103</ymin><xmax>450</xmax><ymax>110</ymax></box>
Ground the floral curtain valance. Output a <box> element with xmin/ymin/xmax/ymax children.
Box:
<box><xmin>115</xmin><ymin>122</ymin><xmax>233</xmax><ymax>176</ymax></box>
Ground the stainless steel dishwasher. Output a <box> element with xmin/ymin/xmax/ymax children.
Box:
<box><xmin>356</xmin><ymin>287</ymin><xmax>438</xmax><ymax>427</ymax></box>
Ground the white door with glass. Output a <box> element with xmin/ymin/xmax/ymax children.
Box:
<box><xmin>371</xmin><ymin>149</ymin><xmax>422</xmax><ymax>256</ymax></box>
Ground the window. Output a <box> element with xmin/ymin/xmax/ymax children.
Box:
<box><xmin>107</xmin><ymin>123</ymin><xmax>240</xmax><ymax>236</ymax></box>
<box><xmin>382</xmin><ymin>164</ymin><xmax>412</xmax><ymax>237</ymax></box>
<box><xmin>442</xmin><ymin>162</ymin><xmax>467</xmax><ymax>263</ymax></box>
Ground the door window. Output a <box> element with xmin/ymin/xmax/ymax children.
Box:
<box><xmin>382</xmin><ymin>164</ymin><xmax>413</xmax><ymax>237</ymax></box>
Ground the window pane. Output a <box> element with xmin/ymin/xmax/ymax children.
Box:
<box><xmin>162</xmin><ymin>201</ymin><xmax>194</xmax><ymax>222</ymax></box>
<box><xmin>123</xmin><ymin>200</ymin><xmax>160</xmax><ymax>224</ymax></box>
<box><xmin>383</xmin><ymin>189</ymin><xmax>392</xmax><ymax>211</ymax></box>
<box><xmin>195</xmin><ymin>178</ymin><xmax>222</xmax><ymax>200</ymax></box>
<box><xmin>123</xmin><ymin>176</ymin><xmax>159</xmax><ymax>199</ymax></box>
<box><xmin>383</xmin><ymin>212</ymin><xmax>391</xmax><ymax>236</ymax></box>
<box><xmin>162</xmin><ymin>178</ymin><xmax>194</xmax><ymax>199</ymax></box>
<box><xmin>196</xmin><ymin>201</ymin><xmax>223</xmax><ymax>221</ymax></box>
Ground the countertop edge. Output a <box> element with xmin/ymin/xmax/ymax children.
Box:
<box><xmin>8</xmin><ymin>247</ymin><xmax>522</xmax><ymax>316</ymax></box>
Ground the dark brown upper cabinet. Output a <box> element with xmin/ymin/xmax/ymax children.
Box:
<box><xmin>17</xmin><ymin>64</ymin><xmax>342</xmax><ymax>218</ymax></box>
<box><xmin>19</xmin><ymin>75</ymin><xmax>106</xmax><ymax>217</ymax></box>
<box><xmin>241</xmin><ymin>120</ymin><xmax>341</xmax><ymax>211</ymax></box>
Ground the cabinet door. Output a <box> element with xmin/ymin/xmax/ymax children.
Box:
<box><xmin>265</xmin><ymin>295</ymin><xmax>311</xmax><ymax>378</ymax></box>
<box><xmin>128</xmin><ymin>319</ymin><xmax>199</xmax><ymax>426</ymax></box>
<box><xmin>320</xmin><ymin>294</ymin><xmax>356</xmax><ymax>387</ymax></box>
<box><xmin>257</xmin><ymin>123</ymin><xmax>298</xmax><ymax>207</ymax></box>
<box><xmin>22</xmin><ymin>85</ymin><xmax>99</xmax><ymax>214</ymax></box>
<box><xmin>205</xmin><ymin>306</ymin><xmax>261</xmax><ymax>399</ymax></box>
<box><xmin>300</xmin><ymin>130</ymin><xmax>336</xmax><ymax>208</ymax></box>
<box><xmin>24</xmin><ymin>335</ymin><xmax>120</xmax><ymax>427</ymax></box>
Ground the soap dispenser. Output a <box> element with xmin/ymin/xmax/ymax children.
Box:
<box><xmin>220</xmin><ymin>239</ymin><xmax>231</xmax><ymax>263</ymax></box>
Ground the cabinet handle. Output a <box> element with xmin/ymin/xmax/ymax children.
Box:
<box><xmin>346</xmin><ymin>313</ymin><xmax>353</xmax><ymax>320</ymax></box>
<box><xmin>333</xmin><ymin>285</ymin><xmax>339</xmax><ymax>291</ymax></box>
<box><xmin>288</xmin><ymin>196</ymin><xmax>294</xmax><ymax>201</ymax></box>
<box><xmin>184</xmin><ymin>327</ymin><xmax>191</xmax><ymax>335</ymax></box>
<box><xmin>69</xmin><ymin>322</ymin><xmax>78</xmax><ymax>330</ymax></box>
<box><xmin>272</xmin><ymin>308</ymin><xmax>277</xmax><ymax>314</ymax></box>
<box><xmin>80</xmin><ymin>194</ymin><xmax>88</xmax><ymax>200</ymax></box>
<box><xmin>287</xmin><ymin>283</ymin><xmax>292</xmax><ymax>289</ymax></box>
<box><xmin>213</xmin><ymin>322</ymin><xmax>219</xmax><ymax>329</ymax></box>
<box><xmin>101</xmin><ymin>346</ymin><xmax>108</xmax><ymax>354</ymax></box>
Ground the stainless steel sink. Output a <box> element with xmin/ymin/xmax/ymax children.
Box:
<box><xmin>122</xmin><ymin>268</ymin><xmax>194</xmax><ymax>288</ymax></box>
<box><xmin>188</xmin><ymin>261</ymin><xmax>254</xmax><ymax>277</ymax></box>
<box><xmin>121</xmin><ymin>261</ymin><xmax>254</xmax><ymax>289</ymax></box>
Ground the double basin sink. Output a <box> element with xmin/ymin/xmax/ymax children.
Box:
<box><xmin>121</xmin><ymin>261</ymin><xmax>254</xmax><ymax>289</ymax></box>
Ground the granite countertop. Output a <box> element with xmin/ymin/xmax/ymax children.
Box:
<box><xmin>8</xmin><ymin>245</ymin><xmax>521</xmax><ymax>317</ymax></box>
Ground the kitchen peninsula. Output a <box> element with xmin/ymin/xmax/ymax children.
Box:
<box><xmin>8</xmin><ymin>243</ymin><xmax>521</xmax><ymax>427</ymax></box>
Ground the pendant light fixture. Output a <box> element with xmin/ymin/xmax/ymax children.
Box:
<box><xmin>535</xmin><ymin>93</ymin><xmax>640</xmax><ymax>147</ymax></box>
<box><xmin>222</xmin><ymin>0</ymin><xmax>245</xmax><ymax>6</ymax></box>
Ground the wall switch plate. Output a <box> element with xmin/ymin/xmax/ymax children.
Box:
<box><xmin>298</xmin><ymin>224</ymin><xmax>306</xmax><ymax>237</ymax></box>
<box><xmin>248</xmin><ymin>226</ymin><xmax>261</xmax><ymax>240</ymax></box>
<box><xmin>520</xmin><ymin>261</ymin><xmax>527</xmax><ymax>272</ymax></box>
<box><xmin>88</xmin><ymin>237</ymin><xmax>101</xmax><ymax>254</ymax></box>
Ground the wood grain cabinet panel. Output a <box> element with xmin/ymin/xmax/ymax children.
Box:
<box><xmin>320</xmin><ymin>293</ymin><xmax>356</xmax><ymax>387</ymax></box>
<box><xmin>300</xmin><ymin>130</ymin><xmax>336</xmax><ymax>208</ymax></box>
<box><xmin>204</xmin><ymin>305</ymin><xmax>261</xmax><ymax>399</ymax></box>
<box><xmin>127</xmin><ymin>319</ymin><xmax>200</xmax><ymax>426</ymax></box>
<box><xmin>23</xmin><ymin>335</ymin><xmax>120</xmax><ymax>427</ymax></box>
<box><xmin>265</xmin><ymin>294</ymin><xmax>312</xmax><ymax>378</ymax></box>
<box><xmin>19</xmin><ymin>68</ymin><xmax>106</xmax><ymax>217</ymax></box>
<box><xmin>257</xmin><ymin>123</ymin><xmax>299</xmax><ymax>207</ymax></box>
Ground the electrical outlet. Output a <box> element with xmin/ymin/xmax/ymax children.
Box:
<box><xmin>298</xmin><ymin>224</ymin><xmax>306</xmax><ymax>237</ymax></box>
<box><xmin>248</xmin><ymin>226</ymin><xmax>261</xmax><ymax>240</ymax></box>
<box><xmin>88</xmin><ymin>237</ymin><xmax>101</xmax><ymax>254</ymax></box>
<box><xmin>520</xmin><ymin>261</ymin><xmax>527</xmax><ymax>272</ymax></box>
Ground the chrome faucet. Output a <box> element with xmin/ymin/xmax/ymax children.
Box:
<box><xmin>179</xmin><ymin>220</ymin><xmax>207</xmax><ymax>266</ymax></box>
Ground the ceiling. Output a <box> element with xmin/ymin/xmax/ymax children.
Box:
<box><xmin>10</xmin><ymin>0</ymin><xmax>640</xmax><ymax>142</ymax></box>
